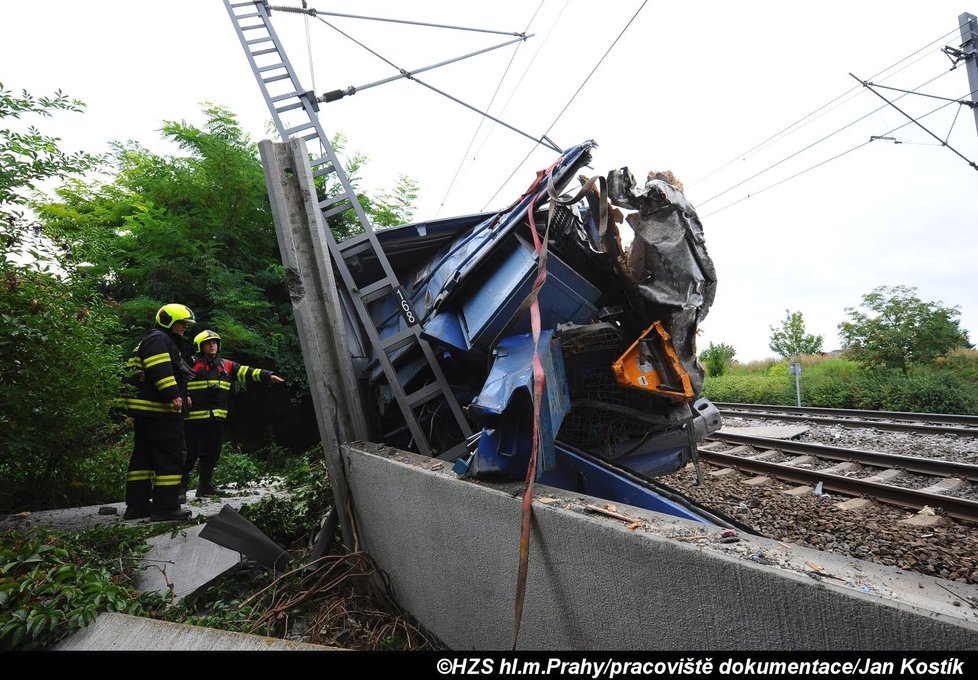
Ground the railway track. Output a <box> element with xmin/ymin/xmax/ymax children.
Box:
<box><xmin>699</xmin><ymin>432</ymin><xmax>978</xmax><ymax>523</ymax></box>
<box><xmin>714</xmin><ymin>402</ymin><xmax>978</xmax><ymax>437</ymax></box>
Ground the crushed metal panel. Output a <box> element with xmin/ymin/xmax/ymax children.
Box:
<box><xmin>468</xmin><ymin>330</ymin><xmax>571</xmax><ymax>478</ymax></box>
<box><xmin>608</xmin><ymin>167</ymin><xmax>717</xmax><ymax>395</ymax></box>
<box><xmin>321</xmin><ymin>140</ymin><xmax>723</xmax><ymax>518</ymax></box>
<box><xmin>199</xmin><ymin>504</ymin><xmax>293</xmax><ymax>570</ymax></box>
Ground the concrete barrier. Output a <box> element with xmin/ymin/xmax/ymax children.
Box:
<box><xmin>342</xmin><ymin>441</ymin><xmax>978</xmax><ymax>650</ymax></box>
<box><xmin>54</xmin><ymin>613</ymin><xmax>336</xmax><ymax>651</ymax></box>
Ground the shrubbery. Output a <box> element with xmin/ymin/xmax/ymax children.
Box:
<box><xmin>240</xmin><ymin>449</ymin><xmax>331</xmax><ymax>548</ymax></box>
<box><xmin>0</xmin><ymin>523</ymin><xmax>167</xmax><ymax>650</ymax></box>
<box><xmin>700</xmin><ymin>373</ymin><xmax>794</xmax><ymax>405</ymax></box>
<box><xmin>702</xmin><ymin>355</ymin><xmax>978</xmax><ymax>414</ymax></box>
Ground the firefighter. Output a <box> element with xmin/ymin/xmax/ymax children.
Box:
<box><xmin>122</xmin><ymin>303</ymin><xmax>196</xmax><ymax>521</ymax></box>
<box><xmin>180</xmin><ymin>329</ymin><xmax>284</xmax><ymax>500</ymax></box>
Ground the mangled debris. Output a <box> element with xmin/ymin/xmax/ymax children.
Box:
<box><xmin>336</xmin><ymin>141</ymin><xmax>721</xmax><ymax>512</ymax></box>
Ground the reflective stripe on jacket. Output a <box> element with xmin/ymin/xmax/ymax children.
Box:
<box><xmin>121</xmin><ymin>328</ymin><xmax>189</xmax><ymax>419</ymax></box>
<box><xmin>186</xmin><ymin>355</ymin><xmax>272</xmax><ymax>422</ymax></box>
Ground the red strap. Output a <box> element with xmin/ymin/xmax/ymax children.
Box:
<box><xmin>513</xmin><ymin>189</ymin><xmax>552</xmax><ymax>650</ymax></box>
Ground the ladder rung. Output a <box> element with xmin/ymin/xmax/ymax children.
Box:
<box><xmin>246</xmin><ymin>36</ymin><xmax>274</xmax><ymax>46</ymax></box>
<box><xmin>381</xmin><ymin>327</ymin><xmax>418</xmax><ymax>353</ymax></box>
<box><xmin>258</xmin><ymin>63</ymin><xmax>286</xmax><ymax>73</ymax></box>
<box><xmin>309</xmin><ymin>155</ymin><xmax>333</xmax><ymax>168</ymax></box>
<box><xmin>312</xmin><ymin>164</ymin><xmax>336</xmax><ymax>178</ymax></box>
<box><xmin>262</xmin><ymin>73</ymin><xmax>292</xmax><ymax>84</ymax></box>
<box><xmin>320</xmin><ymin>192</ymin><xmax>352</xmax><ymax>210</ymax></box>
<box><xmin>338</xmin><ymin>233</ymin><xmax>369</xmax><ymax>254</ymax></box>
<box><xmin>323</xmin><ymin>201</ymin><xmax>353</xmax><ymax>219</ymax></box>
<box><xmin>339</xmin><ymin>240</ymin><xmax>371</xmax><ymax>258</ymax></box>
<box><xmin>276</xmin><ymin>101</ymin><xmax>305</xmax><ymax>113</ymax></box>
<box><xmin>358</xmin><ymin>279</ymin><xmax>392</xmax><ymax>304</ymax></box>
<box><xmin>236</xmin><ymin>11</ymin><xmax>260</xmax><ymax>19</ymax></box>
<box><xmin>283</xmin><ymin>122</ymin><xmax>315</xmax><ymax>136</ymax></box>
<box><xmin>300</xmin><ymin>132</ymin><xmax>320</xmax><ymax>143</ymax></box>
<box><xmin>270</xmin><ymin>90</ymin><xmax>302</xmax><ymax>103</ymax></box>
<box><xmin>406</xmin><ymin>382</ymin><xmax>445</xmax><ymax>408</ymax></box>
<box><xmin>241</xmin><ymin>23</ymin><xmax>267</xmax><ymax>32</ymax></box>
<box><xmin>230</xmin><ymin>1</ymin><xmax>257</xmax><ymax>7</ymax></box>
<box><xmin>252</xmin><ymin>46</ymin><xmax>279</xmax><ymax>56</ymax></box>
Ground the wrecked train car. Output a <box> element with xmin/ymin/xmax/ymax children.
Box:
<box><xmin>336</xmin><ymin>141</ymin><xmax>720</xmax><ymax>510</ymax></box>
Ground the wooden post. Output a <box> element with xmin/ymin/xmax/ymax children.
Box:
<box><xmin>259</xmin><ymin>138</ymin><xmax>369</xmax><ymax>549</ymax></box>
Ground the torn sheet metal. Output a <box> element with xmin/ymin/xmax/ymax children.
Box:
<box><xmin>608</xmin><ymin>167</ymin><xmax>718</xmax><ymax>395</ymax></box>
<box><xmin>332</xmin><ymin>141</ymin><xmax>721</xmax><ymax>513</ymax></box>
<box><xmin>467</xmin><ymin>330</ymin><xmax>571</xmax><ymax>479</ymax></box>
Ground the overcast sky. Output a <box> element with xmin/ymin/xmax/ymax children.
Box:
<box><xmin>2</xmin><ymin>1</ymin><xmax>976</xmax><ymax>361</ymax></box>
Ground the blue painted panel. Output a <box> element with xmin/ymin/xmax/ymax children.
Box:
<box><xmin>468</xmin><ymin>331</ymin><xmax>570</xmax><ymax>479</ymax></box>
<box><xmin>541</xmin><ymin>446</ymin><xmax>715</xmax><ymax>525</ymax></box>
<box><xmin>404</xmin><ymin>142</ymin><xmax>596</xmax><ymax>324</ymax></box>
<box><xmin>459</xmin><ymin>236</ymin><xmax>601</xmax><ymax>353</ymax></box>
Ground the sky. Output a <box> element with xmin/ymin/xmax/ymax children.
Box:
<box><xmin>2</xmin><ymin>1</ymin><xmax>976</xmax><ymax>362</ymax></box>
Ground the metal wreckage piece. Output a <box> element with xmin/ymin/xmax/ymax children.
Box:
<box><xmin>337</xmin><ymin>140</ymin><xmax>722</xmax><ymax>519</ymax></box>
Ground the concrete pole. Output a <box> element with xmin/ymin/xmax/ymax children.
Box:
<box><xmin>259</xmin><ymin>138</ymin><xmax>369</xmax><ymax>549</ymax></box>
<box><xmin>959</xmin><ymin>13</ymin><xmax>978</xmax><ymax>140</ymax></box>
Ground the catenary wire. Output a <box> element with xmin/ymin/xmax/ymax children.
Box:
<box><xmin>270</xmin><ymin>4</ymin><xmax>523</xmax><ymax>37</ymax></box>
<box><xmin>482</xmin><ymin>0</ymin><xmax>649</xmax><ymax>210</ymax></box>
<box><xmin>700</xmin><ymin>97</ymin><xmax>963</xmax><ymax>218</ymax></box>
<box><xmin>468</xmin><ymin>0</ymin><xmax>572</xmax><ymax>164</ymax></box>
<box><xmin>311</xmin><ymin>15</ymin><xmax>557</xmax><ymax>151</ymax></box>
<box><xmin>696</xmin><ymin>68</ymin><xmax>956</xmax><ymax>207</ymax></box>
<box><xmin>688</xmin><ymin>26</ymin><xmax>961</xmax><ymax>188</ymax></box>
<box><xmin>855</xmin><ymin>73</ymin><xmax>978</xmax><ymax>170</ymax></box>
<box><xmin>436</xmin><ymin>0</ymin><xmax>546</xmax><ymax>216</ymax></box>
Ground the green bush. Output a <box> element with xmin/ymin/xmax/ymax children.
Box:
<box><xmin>212</xmin><ymin>444</ymin><xmax>265</xmax><ymax>489</ymax></box>
<box><xmin>799</xmin><ymin>359</ymin><xmax>866</xmax><ymax>408</ymax></box>
<box><xmin>63</xmin><ymin>434</ymin><xmax>131</xmax><ymax>507</ymax></box>
<box><xmin>703</xmin><ymin>355</ymin><xmax>978</xmax><ymax>414</ymax></box>
<box><xmin>699</xmin><ymin>342</ymin><xmax>736</xmax><ymax>377</ymax></box>
<box><xmin>0</xmin><ymin>524</ymin><xmax>167</xmax><ymax>650</ymax></box>
<box><xmin>700</xmin><ymin>373</ymin><xmax>794</xmax><ymax>405</ymax></box>
<box><xmin>727</xmin><ymin>358</ymin><xmax>779</xmax><ymax>375</ymax></box>
<box><xmin>935</xmin><ymin>349</ymin><xmax>978</xmax><ymax>403</ymax></box>
<box><xmin>0</xmin><ymin>261</ymin><xmax>125</xmax><ymax>512</ymax></box>
<box><xmin>240</xmin><ymin>450</ymin><xmax>331</xmax><ymax>548</ymax></box>
<box><xmin>871</xmin><ymin>369</ymin><xmax>976</xmax><ymax>414</ymax></box>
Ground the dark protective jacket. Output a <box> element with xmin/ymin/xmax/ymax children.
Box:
<box><xmin>122</xmin><ymin>328</ymin><xmax>191</xmax><ymax>418</ymax></box>
<box><xmin>185</xmin><ymin>354</ymin><xmax>274</xmax><ymax>422</ymax></box>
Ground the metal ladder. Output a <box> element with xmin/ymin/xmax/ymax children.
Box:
<box><xmin>225</xmin><ymin>0</ymin><xmax>472</xmax><ymax>455</ymax></box>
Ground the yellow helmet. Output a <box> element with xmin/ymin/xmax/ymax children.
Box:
<box><xmin>156</xmin><ymin>303</ymin><xmax>196</xmax><ymax>329</ymax></box>
<box><xmin>194</xmin><ymin>329</ymin><xmax>222</xmax><ymax>354</ymax></box>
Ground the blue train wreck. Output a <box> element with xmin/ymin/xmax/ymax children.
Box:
<box><xmin>336</xmin><ymin>141</ymin><xmax>722</xmax><ymax>522</ymax></box>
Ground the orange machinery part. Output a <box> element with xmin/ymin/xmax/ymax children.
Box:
<box><xmin>611</xmin><ymin>321</ymin><xmax>693</xmax><ymax>401</ymax></box>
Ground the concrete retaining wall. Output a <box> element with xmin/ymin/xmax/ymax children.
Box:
<box><xmin>342</xmin><ymin>442</ymin><xmax>978</xmax><ymax>650</ymax></box>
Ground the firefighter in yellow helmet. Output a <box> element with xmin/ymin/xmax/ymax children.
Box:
<box><xmin>121</xmin><ymin>303</ymin><xmax>196</xmax><ymax>521</ymax></box>
<box><xmin>180</xmin><ymin>329</ymin><xmax>284</xmax><ymax>500</ymax></box>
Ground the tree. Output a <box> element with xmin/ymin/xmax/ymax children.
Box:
<box><xmin>0</xmin><ymin>86</ymin><xmax>121</xmax><ymax>510</ymax></box>
<box><xmin>838</xmin><ymin>285</ymin><xmax>971</xmax><ymax>374</ymax></box>
<box><xmin>769</xmin><ymin>310</ymin><xmax>824</xmax><ymax>359</ymax></box>
<box><xmin>699</xmin><ymin>341</ymin><xmax>736</xmax><ymax>377</ymax></box>
<box><xmin>372</xmin><ymin>174</ymin><xmax>420</xmax><ymax>227</ymax></box>
<box><xmin>36</xmin><ymin>105</ymin><xmax>422</xmax><ymax>456</ymax></box>
<box><xmin>1</xmin><ymin>83</ymin><xmax>101</xmax><ymax>220</ymax></box>
<box><xmin>37</xmin><ymin>105</ymin><xmax>311</xmax><ymax>457</ymax></box>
